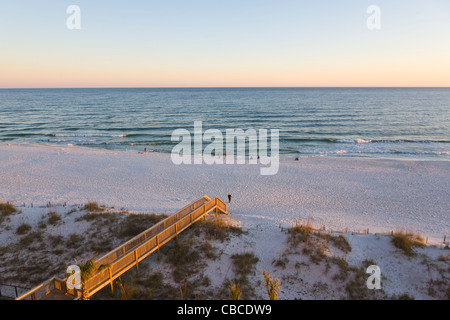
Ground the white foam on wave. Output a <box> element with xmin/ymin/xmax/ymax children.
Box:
<box><xmin>336</xmin><ymin>139</ymin><xmax>372</xmax><ymax>144</ymax></box>
<box><xmin>54</xmin><ymin>133</ymin><xmax>126</xmax><ymax>138</ymax></box>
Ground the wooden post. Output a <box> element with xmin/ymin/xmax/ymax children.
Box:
<box><xmin>156</xmin><ymin>235</ymin><xmax>160</xmax><ymax>259</ymax></box>
<box><xmin>109</xmin><ymin>267</ymin><xmax>114</xmax><ymax>294</ymax></box>
<box><xmin>134</xmin><ymin>250</ymin><xmax>139</xmax><ymax>274</ymax></box>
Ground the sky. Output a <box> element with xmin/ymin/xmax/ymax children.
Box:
<box><xmin>0</xmin><ymin>0</ymin><xmax>449</xmax><ymax>88</ymax></box>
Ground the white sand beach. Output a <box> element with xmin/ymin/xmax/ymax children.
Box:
<box><xmin>1</xmin><ymin>143</ymin><xmax>448</xmax><ymax>243</ymax></box>
<box><xmin>0</xmin><ymin>143</ymin><xmax>449</xmax><ymax>299</ymax></box>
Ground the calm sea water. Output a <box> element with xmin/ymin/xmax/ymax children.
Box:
<box><xmin>0</xmin><ymin>88</ymin><xmax>449</xmax><ymax>160</ymax></box>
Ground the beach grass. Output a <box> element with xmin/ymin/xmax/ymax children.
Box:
<box><xmin>83</xmin><ymin>202</ymin><xmax>105</xmax><ymax>213</ymax></box>
<box><xmin>16</xmin><ymin>222</ymin><xmax>32</xmax><ymax>235</ymax></box>
<box><xmin>47</xmin><ymin>211</ymin><xmax>61</xmax><ymax>225</ymax></box>
<box><xmin>391</xmin><ymin>230</ymin><xmax>426</xmax><ymax>256</ymax></box>
<box><xmin>229</xmin><ymin>251</ymin><xmax>259</xmax><ymax>298</ymax></box>
<box><xmin>229</xmin><ymin>283</ymin><xmax>242</xmax><ymax>300</ymax></box>
<box><xmin>192</xmin><ymin>216</ymin><xmax>245</xmax><ymax>242</ymax></box>
<box><xmin>0</xmin><ymin>202</ymin><xmax>19</xmax><ymax>224</ymax></box>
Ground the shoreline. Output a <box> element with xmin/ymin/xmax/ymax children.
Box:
<box><xmin>2</xmin><ymin>140</ymin><xmax>450</xmax><ymax>163</ymax></box>
<box><xmin>1</xmin><ymin>142</ymin><xmax>449</xmax><ymax>244</ymax></box>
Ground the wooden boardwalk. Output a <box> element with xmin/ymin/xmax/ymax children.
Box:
<box><xmin>16</xmin><ymin>196</ymin><xmax>228</xmax><ymax>300</ymax></box>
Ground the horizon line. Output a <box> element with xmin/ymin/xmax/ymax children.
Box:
<box><xmin>1</xmin><ymin>86</ymin><xmax>450</xmax><ymax>90</ymax></box>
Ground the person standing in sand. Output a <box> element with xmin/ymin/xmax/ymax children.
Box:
<box><xmin>228</xmin><ymin>193</ymin><xmax>231</xmax><ymax>203</ymax></box>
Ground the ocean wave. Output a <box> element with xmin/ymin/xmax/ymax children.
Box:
<box><xmin>335</xmin><ymin>138</ymin><xmax>450</xmax><ymax>144</ymax></box>
<box><xmin>52</xmin><ymin>133</ymin><xmax>126</xmax><ymax>138</ymax></box>
<box><xmin>336</xmin><ymin>139</ymin><xmax>372</xmax><ymax>144</ymax></box>
<box><xmin>284</xmin><ymin>137</ymin><xmax>450</xmax><ymax>145</ymax></box>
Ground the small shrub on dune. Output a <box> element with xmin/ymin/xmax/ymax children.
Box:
<box><xmin>19</xmin><ymin>231</ymin><xmax>42</xmax><ymax>248</ymax></box>
<box><xmin>331</xmin><ymin>235</ymin><xmax>352</xmax><ymax>253</ymax></box>
<box><xmin>231</xmin><ymin>252</ymin><xmax>259</xmax><ymax>278</ymax></box>
<box><xmin>262</xmin><ymin>270</ymin><xmax>281</xmax><ymax>300</ymax></box>
<box><xmin>395</xmin><ymin>293</ymin><xmax>415</xmax><ymax>300</ymax></box>
<box><xmin>66</xmin><ymin>234</ymin><xmax>83</xmax><ymax>249</ymax></box>
<box><xmin>84</xmin><ymin>202</ymin><xmax>105</xmax><ymax>213</ymax></box>
<box><xmin>391</xmin><ymin>230</ymin><xmax>425</xmax><ymax>256</ymax></box>
<box><xmin>229</xmin><ymin>252</ymin><xmax>259</xmax><ymax>299</ymax></box>
<box><xmin>229</xmin><ymin>283</ymin><xmax>242</xmax><ymax>300</ymax></box>
<box><xmin>16</xmin><ymin>223</ymin><xmax>32</xmax><ymax>235</ymax></box>
<box><xmin>0</xmin><ymin>202</ymin><xmax>17</xmax><ymax>218</ymax></box>
<box><xmin>194</xmin><ymin>217</ymin><xmax>244</xmax><ymax>242</ymax></box>
<box><xmin>119</xmin><ymin>213</ymin><xmax>165</xmax><ymax>238</ymax></box>
<box><xmin>48</xmin><ymin>212</ymin><xmax>61</xmax><ymax>225</ymax></box>
<box><xmin>287</xmin><ymin>222</ymin><xmax>314</xmax><ymax>248</ymax></box>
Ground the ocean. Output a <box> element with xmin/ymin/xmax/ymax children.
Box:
<box><xmin>0</xmin><ymin>87</ymin><xmax>449</xmax><ymax>160</ymax></box>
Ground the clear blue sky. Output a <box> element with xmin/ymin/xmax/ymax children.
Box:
<box><xmin>1</xmin><ymin>0</ymin><xmax>449</xmax><ymax>87</ymax></box>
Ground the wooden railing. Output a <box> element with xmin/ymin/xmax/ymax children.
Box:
<box><xmin>0</xmin><ymin>283</ymin><xmax>31</xmax><ymax>299</ymax></box>
<box><xmin>16</xmin><ymin>196</ymin><xmax>227</xmax><ymax>300</ymax></box>
<box><xmin>13</xmin><ymin>277</ymin><xmax>77</xmax><ymax>300</ymax></box>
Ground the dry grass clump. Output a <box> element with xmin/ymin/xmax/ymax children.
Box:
<box><xmin>0</xmin><ymin>202</ymin><xmax>19</xmax><ymax>224</ymax></box>
<box><xmin>228</xmin><ymin>251</ymin><xmax>259</xmax><ymax>298</ymax></box>
<box><xmin>47</xmin><ymin>211</ymin><xmax>61</xmax><ymax>225</ymax></box>
<box><xmin>287</xmin><ymin>221</ymin><xmax>352</xmax><ymax>265</ymax></box>
<box><xmin>0</xmin><ymin>202</ymin><xmax>17</xmax><ymax>217</ymax></box>
<box><xmin>118</xmin><ymin>213</ymin><xmax>165</xmax><ymax>239</ymax></box>
<box><xmin>229</xmin><ymin>283</ymin><xmax>242</xmax><ymax>300</ymax></box>
<box><xmin>16</xmin><ymin>223</ymin><xmax>32</xmax><ymax>235</ymax></box>
<box><xmin>391</xmin><ymin>230</ymin><xmax>425</xmax><ymax>256</ymax></box>
<box><xmin>193</xmin><ymin>217</ymin><xmax>244</xmax><ymax>242</ymax></box>
<box><xmin>287</xmin><ymin>222</ymin><xmax>315</xmax><ymax>248</ymax></box>
<box><xmin>262</xmin><ymin>270</ymin><xmax>281</xmax><ymax>300</ymax></box>
<box><xmin>83</xmin><ymin>202</ymin><xmax>105</xmax><ymax>213</ymax></box>
<box><xmin>331</xmin><ymin>235</ymin><xmax>352</xmax><ymax>254</ymax></box>
<box><xmin>164</xmin><ymin>237</ymin><xmax>201</xmax><ymax>282</ymax></box>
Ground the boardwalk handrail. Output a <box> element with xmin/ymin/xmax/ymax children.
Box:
<box><xmin>84</xmin><ymin>196</ymin><xmax>227</xmax><ymax>296</ymax></box>
<box><xmin>16</xmin><ymin>196</ymin><xmax>227</xmax><ymax>300</ymax></box>
<box><xmin>0</xmin><ymin>283</ymin><xmax>30</xmax><ymax>298</ymax></box>
<box><xmin>15</xmin><ymin>277</ymin><xmax>75</xmax><ymax>300</ymax></box>
<box><xmin>95</xmin><ymin>195</ymin><xmax>211</xmax><ymax>267</ymax></box>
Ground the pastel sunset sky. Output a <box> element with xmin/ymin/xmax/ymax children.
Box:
<box><xmin>1</xmin><ymin>0</ymin><xmax>449</xmax><ymax>88</ymax></box>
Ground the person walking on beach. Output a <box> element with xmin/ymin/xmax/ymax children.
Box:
<box><xmin>228</xmin><ymin>193</ymin><xmax>232</xmax><ymax>203</ymax></box>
